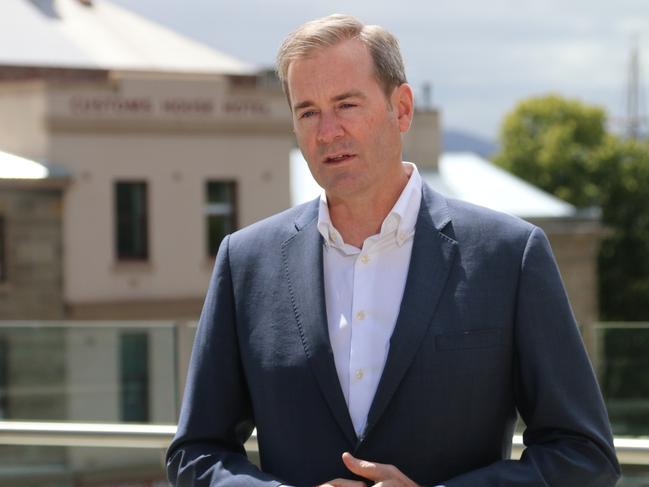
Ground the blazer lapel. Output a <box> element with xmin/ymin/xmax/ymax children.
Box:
<box><xmin>364</xmin><ymin>185</ymin><xmax>458</xmax><ymax>440</ymax></box>
<box><xmin>281</xmin><ymin>202</ymin><xmax>358</xmax><ymax>446</ymax></box>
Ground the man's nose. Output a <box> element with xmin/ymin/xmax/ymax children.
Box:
<box><xmin>316</xmin><ymin>112</ymin><xmax>344</xmax><ymax>144</ymax></box>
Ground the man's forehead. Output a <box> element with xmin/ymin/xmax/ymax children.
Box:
<box><xmin>288</xmin><ymin>39</ymin><xmax>373</xmax><ymax>79</ymax></box>
<box><xmin>286</xmin><ymin>40</ymin><xmax>376</xmax><ymax>104</ymax></box>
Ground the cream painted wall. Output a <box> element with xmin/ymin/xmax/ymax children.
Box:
<box><xmin>18</xmin><ymin>73</ymin><xmax>298</xmax><ymax>305</ymax></box>
<box><xmin>53</xmin><ymin>131</ymin><xmax>293</xmax><ymax>303</ymax></box>
<box><xmin>0</xmin><ymin>82</ymin><xmax>49</xmax><ymax>160</ymax></box>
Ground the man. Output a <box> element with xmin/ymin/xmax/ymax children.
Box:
<box><xmin>167</xmin><ymin>14</ymin><xmax>620</xmax><ymax>487</ymax></box>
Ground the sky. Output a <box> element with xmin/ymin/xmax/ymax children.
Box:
<box><xmin>112</xmin><ymin>0</ymin><xmax>648</xmax><ymax>140</ymax></box>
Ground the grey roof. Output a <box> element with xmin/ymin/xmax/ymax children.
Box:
<box><xmin>0</xmin><ymin>150</ymin><xmax>70</xmax><ymax>179</ymax></box>
<box><xmin>423</xmin><ymin>152</ymin><xmax>577</xmax><ymax>218</ymax></box>
<box><xmin>1</xmin><ymin>0</ymin><xmax>254</xmax><ymax>74</ymax></box>
<box><xmin>290</xmin><ymin>149</ymin><xmax>578</xmax><ymax>219</ymax></box>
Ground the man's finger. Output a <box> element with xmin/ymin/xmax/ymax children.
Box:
<box><xmin>341</xmin><ymin>452</ymin><xmax>388</xmax><ymax>482</ymax></box>
<box><xmin>318</xmin><ymin>479</ymin><xmax>367</xmax><ymax>487</ymax></box>
<box><xmin>341</xmin><ymin>453</ymin><xmax>421</xmax><ymax>487</ymax></box>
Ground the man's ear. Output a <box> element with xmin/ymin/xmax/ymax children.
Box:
<box><xmin>395</xmin><ymin>83</ymin><xmax>414</xmax><ymax>133</ymax></box>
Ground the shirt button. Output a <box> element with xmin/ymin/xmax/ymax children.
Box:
<box><xmin>356</xmin><ymin>310</ymin><xmax>366</xmax><ymax>321</ymax></box>
<box><xmin>360</xmin><ymin>254</ymin><xmax>369</xmax><ymax>264</ymax></box>
<box><xmin>355</xmin><ymin>369</ymin><xmax>364</xmax><ymax>380</ymax></box>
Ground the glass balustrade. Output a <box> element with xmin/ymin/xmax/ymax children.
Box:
<box><xmin>0</xmin><ymin>321</ymin><xmax>195</xmax><ymax>486</ymax></box>
<box><xmin>596</xmin><ymin>323</ymin><xmax>649</xmax><ymax>439</ymax></box>
<box><xmin>0</xmin><ymin>321</ymin><xmax>647</xmax><ymax>486</ymax></box>
<box><xmin>0</xmin><ymin>445</ymin><xmax>168</xmax><ymax>487</ymax></box>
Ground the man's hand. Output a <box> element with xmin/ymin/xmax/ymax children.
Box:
<box><xmin>317</xmin><ymin>452</ymin><xmax>421</xmax><ymax>487</ymax></box>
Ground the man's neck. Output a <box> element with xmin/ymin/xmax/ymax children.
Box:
<box><xmin>326</xmin><ymin>165</ymin><xmax>410</xmax><ymax>248</ymax></box>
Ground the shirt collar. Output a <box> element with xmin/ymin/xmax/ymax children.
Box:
<box><xmin>317</xmin><ymin>162</ymin><xmax>422</xmax><ymax>249</ymax></box>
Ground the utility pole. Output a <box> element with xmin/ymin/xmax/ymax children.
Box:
<box><xmin>421</xmin><ymin>82</ymin><xmax>433</xmax><ymax>111</ymax></box>
<box><xmin>626</xmin><ymin>36</ymin><xmax>647</xmax><ymax>140</ymax></box>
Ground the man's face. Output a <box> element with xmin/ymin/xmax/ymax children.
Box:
<box><xmin>287</xmin><ymin>39</ymin><xmax>413</xmax><ymax>202</ymax></box>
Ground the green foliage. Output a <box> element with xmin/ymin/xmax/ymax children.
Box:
<box><xmin>494</xmin><ymin>94</ymin><xmax>649</xmax><ymax>320</ymax></box>
<box><xmin>596</xmin><ymin>138</ymin><xmax>649</xmax><ymax>320</ymax></box>
<box><xmin>494</xmin><ymin>94</ymin><xmax>606</xmax><ymax>207</ymax></box>
<box><xmin>601</xmin><ymin>326</ymin><xmax>649</xmax><ymax>435</ymax></box>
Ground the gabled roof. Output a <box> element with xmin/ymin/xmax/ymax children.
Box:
<box><xmin>290</xmin><ymin>149</ymin><xmax>579</xmax><ymax>219</ymax></box>
<box><xmin>423</xmin><ymin>152</ymin><xmax>577</xmax><ymax>218</ymax></box>
<box><xmin>0</xmin><ymin>0</ymin><xmax>254</xmax><ymax>74</ymax></box>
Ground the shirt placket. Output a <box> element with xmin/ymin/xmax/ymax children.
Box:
<box><xmin>348</xmin><ymin>239</ymin><xmax>381</xmax><ymax>436</ymax></box>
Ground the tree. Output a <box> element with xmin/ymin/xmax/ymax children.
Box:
<box><xmin>596</xmin><ymin>137</ymin><xmax>649</xmax><ymax>320</ymax></box>
<box><xmin>493</xmin><ymin>94</ymin><xmax>606</xmax><ymax>208</ymax></box>
<box><xmin>494</xmin><ymin>94</ymin><xmax>649</xmax><ymax>320</ymax></box>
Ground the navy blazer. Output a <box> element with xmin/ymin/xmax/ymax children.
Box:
<box><xmin>167</xmin><ymin>185</ymin><xmax>620</xmax><ymax>486</ymax></box>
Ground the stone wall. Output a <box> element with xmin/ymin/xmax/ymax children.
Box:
<box><xmin>0</xmin><ymin>181</ymin><xmax>67</xmax><ymax>479</ymax></box>
<box><xmin>533</xmin><ymin>218</ymin><xmax>605</xmax><ymax>371</ymax></box>
<box><xmin>0</xmin><ymin>183</ymin><xmax>66</xmax><ymax>319</ymax></box>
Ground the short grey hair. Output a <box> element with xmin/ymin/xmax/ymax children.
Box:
<box><xmin>276</xmin><ymin>14</ymin><xmax>407</xmax><ymax>102</ymax></box>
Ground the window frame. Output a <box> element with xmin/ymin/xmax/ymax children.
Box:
<box><xmin>205</xmin><ymin>180</ymin><xmax>238</xmax><ymax>258</ymax></box>
<box><xmin>114</xmin><ymin>180</ymin><xmax>149</xmax><ymax>262</ymax></box>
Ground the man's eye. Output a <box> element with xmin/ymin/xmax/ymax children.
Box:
<box><xmin>300</xmin><ymin>110</ymin><xmax>316</xmax><ymax>119</ymax></box>
<box><xmin>339</xmin><ymin>103</ymin><xmax>356</xmax><ymax>109</ymax></box>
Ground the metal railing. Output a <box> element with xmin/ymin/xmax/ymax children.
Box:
<box><xmin>0</xmin><ymin>421</ymin><xmax>646</xmax><ymax>465</ymax></box>
<box><xmin>0</xmin><ymin>421</ymin><xmax>176</xmax><ymax>448</ymax></box>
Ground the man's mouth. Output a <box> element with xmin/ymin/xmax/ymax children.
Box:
<box><xmin>324</xmin><ymin>153</ymin><xmax>355</xmax><ymax>163</ymax></box>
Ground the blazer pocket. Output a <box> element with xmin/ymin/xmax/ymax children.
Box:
<box><xmin>435</xmin><ymin>328</ymin><xmax>504</xmax><ymax>351</ymax></box>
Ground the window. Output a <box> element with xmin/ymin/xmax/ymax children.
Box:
<box><xmin>115</xmin><ymin>182</ymin><xmax>148</xmax><ymax>260</ymax></box>
<box><xmin>206</xmin><ymin>181</ymin><xmax>237</xmax><ymax>256</ymax></box>
<box><xmin>119</xmin><ymin>332</ymin><xmax>149</xmax><ymax>423</ymax></box>
<box><xmin>0</xmin><ymin>216</ymin><xmax>6</xmax><ymax>282</ymax></box>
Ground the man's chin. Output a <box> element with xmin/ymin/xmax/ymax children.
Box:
<box><xmin>319</xmin><ymin>178</ymin><xmax>371</xmax><ymax>202</ymax></box>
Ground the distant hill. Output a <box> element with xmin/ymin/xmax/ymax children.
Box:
<box><xmin>442</xmin><ymin>129</ymin><xmax>498</xmax><ymax>158</ymax></box>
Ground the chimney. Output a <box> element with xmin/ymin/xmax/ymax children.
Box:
<box><xmin>403</xmin><ymin>108</ymin><xmax>441</xmax><ymax>171</ymax></box>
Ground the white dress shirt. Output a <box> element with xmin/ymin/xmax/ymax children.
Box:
<box><xmin>317</xmin><ymin>162</ymin><xmax>422</xmax><ymax>438</ymax></box>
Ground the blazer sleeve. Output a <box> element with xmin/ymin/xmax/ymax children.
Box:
<box><xmin>166</xmin><ymin>235</ymin><xmax>284</xmax><ymax>487</ymax></box>
<box><xmin>443</xmin><ymin>226</ymin><xmax>620</xmax><ymax>487</ymax></box>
